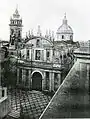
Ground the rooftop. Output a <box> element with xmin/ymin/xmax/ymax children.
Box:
<box><xmin>40</xmin><ymin>59</ymin><xmax>90</xmax><ymax>118</ymax></box>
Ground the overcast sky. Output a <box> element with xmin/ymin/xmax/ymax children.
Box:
<box><xmin>0</xmin><ymin>0</ymin><xmax>90</xmax><ymax>42</ymax></box>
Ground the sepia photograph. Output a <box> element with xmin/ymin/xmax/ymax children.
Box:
<box><xmin>0</xmin><ymin>0</ymin><xmax>90</xmax><ymax>119</ymax></box>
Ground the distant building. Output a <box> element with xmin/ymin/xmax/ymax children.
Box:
<box><xmin>74</xmin><ymin>40</ymin><xmax>90</xmax><ymax>59</ymax></box>
<box><xmin>0</xmin><ymin>41</ymin><xmax>9</xmax><ymax>119</ymax></box>
<box><xmin>9</xmin><ymin>7</ymin><xmax>23</xmax><ymax>55</ymax></box>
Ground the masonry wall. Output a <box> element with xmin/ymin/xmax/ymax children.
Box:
<box><xmin>0</xmin><ymin>98</ymin><xmax>10</xmax><ymax>119</ymax></box>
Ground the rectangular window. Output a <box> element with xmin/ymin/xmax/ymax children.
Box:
<box><xmin>36</xmin><ymin>39</ymin><xmax>40</xmax><ymax>47</ymax></box>
<box><xmin>46</xmin><ymin>50</ymin><xmax>50</xmax><ymax>61</ymax></box>
<box><xmin>2</xmin><ymin>90</ymin><xmax>4</xmax><ymax>97</ymax></box>
<box><xmin>46</xmin><ymin>51</ymin><xmax>50</xmax><ymax>57</ymax></box>
<box><xmin>27</xmin><ymin>50</ymin><xmax>29</xmax><ymax>59</ymax></box>
<box><xmin>62</xmin><ymin>35</ymin><xmax>64</xmax><ymax>39</ymax></box>
<box><xmin>35</xmin><ymin>50</ymin><xmax>41</xmax><ymax>60</ymax></box>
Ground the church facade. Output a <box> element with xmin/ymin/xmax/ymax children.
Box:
<box><xmin>8</xmin><ymin>9</ymin><xmax>78</xmax><ymax>92</ymax></box>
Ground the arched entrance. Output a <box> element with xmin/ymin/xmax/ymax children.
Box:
<box><xmin>32</xmin><ymin>72</ymin><xmax>42</xmax><ymax>90</ymax></box>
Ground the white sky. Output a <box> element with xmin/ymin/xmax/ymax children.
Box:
<box><xmin>0</xmin><ymin>0</ymin><xmax>90</xmax><ymax>42</ymax></box>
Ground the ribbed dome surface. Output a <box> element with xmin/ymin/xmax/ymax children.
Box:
<box><xmin>57</xmin><ymin>14</ymin><xmax>73</xmax><ymax>34</ymax></box>
<box><xmin>57</xmin><ymin>24</ymin><xmax>73</xmax><ymax>34</ymax></box>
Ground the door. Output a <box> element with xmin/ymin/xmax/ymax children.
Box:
<box><xmin>32</xmin><ymin>72</ymin><xmax>42</xmax><ymax>90</ymax></box>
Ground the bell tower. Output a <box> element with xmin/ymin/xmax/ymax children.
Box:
<box><xmin>9</xmin><ymin>7</ymin><xmax>23</xmax><ymax>49</ymax></box>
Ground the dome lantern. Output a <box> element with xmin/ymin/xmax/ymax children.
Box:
<box><xmin>63</xmin><ymin>13</ymin><xmax>67</xmax><ymax>25</ymax></box>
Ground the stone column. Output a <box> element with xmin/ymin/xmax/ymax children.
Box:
<box><xmin>51</xmin><ymin>72</ymin><xmax>54</xmax><ymax>91</ymax></box>
<box><xmin>33</xmin><ymin>49</ymin><xmax>35</xmax><ymax>61</ymax></box>
<box><xmin>41</xmin><ymin>50</ymin><xmax>44</xmax><ymax>61</ymax></box>
<box><xmin>30</xmin><ymin>49</ymin><xmax>31</xmax><ymax>60</ymax></box>
<box><xmin>42</xmin><ymin>72</ymin><xmax>45</xmax><ymax>90</ymax></box>
<box><xmin>22</xmin><ymin>69</ymin><xmax>26</xmax><ymax>86</ymax></box>
<box><xmin>58</xmin><ymin>72</ymin><xmax>61</xmax><ymax>86</ymax></box>
<box><xmin>44</xmin><ymin>49</ymin><xmax>46</xmax><ymax>61</ymax></box>
<box><xmin>50</xmin><ymin>49</ymin><xmax>53</xmax><ymax>62</ymax></box>
<box><xmin>49</xmin><ymin>72</ymin><xmax>52</xmax><ymax>92</ymax></box>
<box><xmin>22</xmin><ymin>69</ymin><xmax>24</xmax><ymax>83</ymax></box>
<box><xmin>3</xmin><ymin>87</ymin><xmax>7</xmax><ymax>97</ymax></box>
<box><xmin>28</xmin><ymin>69</ymin><xmax>32</xmax><ymax>90</ymax></box>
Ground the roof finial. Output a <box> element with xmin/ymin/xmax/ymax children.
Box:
<box><xmin>16</xmin><ymin>4</ymin><xmax>18</xmax><ymax>10</ymax></box>
<box><xmin>63</xmin><ymin>12</ymin><xmax>67</xmax><ymax>24</ymax></box>
<box><xmin>26</xmin><ymin>32</ymin><xmax>28</xmax><ymax>38</ymax></box>
<box><xmin>29</xmin><ymin>30</ymin><xmax>31</xmax><ymax>37</ymax></box>
<box><xmin>37</xmin><ymin>25</ymin><xmax>41</xmax><ymax>36</ymax></box>
<box><xmin>45</xmin><ymin>29</ymin><xmax>48</xmax><ymax>38</ymax></box>
<box><xmin>64</xmin><ymin>12</ymin><xmax>66</xmax><ymax>18</ymax></box>
<box><xmin>31</xmin><ymin>29</ymin><xmax>33</xmax><ymax>36</ymax></box>
<box><xmin>13</xmin><ymin>4</ymin><xmax>20</xmax><ymax>18</ymax></box>
<box><xmin>15</xmin><ymin>4</ymin><xmax>18</xmax><ymax>13</ymax></box>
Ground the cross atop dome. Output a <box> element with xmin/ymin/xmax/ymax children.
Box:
<box><xmin>37</xmin><ymin>25</ymin><xmax>42</xmax><ymax>36</ymax></box>
<box><xmin>64</xmin><ymin>12</ymin><xmax>66</xmax><ymax>18</ymax></box>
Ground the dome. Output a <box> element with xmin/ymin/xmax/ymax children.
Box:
<box><xmin>57</xmin><ymin>24</ymin><xmax>73</xmax><ymax>34</ymax></box>
<box><xmin>57</xmin><ymin>14</ymin><xmax>73</xmax><ymax>34</ymax></box>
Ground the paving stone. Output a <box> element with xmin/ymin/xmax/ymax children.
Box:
<box><xmin>6</xmin><ymin>89</ymin><xmax>52</xmax><ymax>119</ymax></box>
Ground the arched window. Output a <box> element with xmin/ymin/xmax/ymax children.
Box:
<box><xmin>27</xmin><ymin>50</ymin><xmax>29</xmax><ymax>59</ymax></box>
<box><xmin>36</xmin><ymin>39</ymin><xmax>40</xmax><ymax>47</ymax></box>
<box><xmin>64</xmin><ymin>54</ymin><xmax>66</xmax><ymax>58</ymax></box>
<box><xmin>46</xmin><ymin>50</ymin><xmax>50</xmax><ymax>61</ymax></box>
<box><xmin>62</xmin><ymin>35</ymin><xmax>64</xmax><ymax>39</ymax></box>
<box><xmin>46</xmin><ymin>51</ymin><xmax>50</xmax><ymax>57</ymax></box>
<box><xmin>35</xmin><ymin>50</ymin><xmax>40</xmax><ymax>60</ymax></box>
